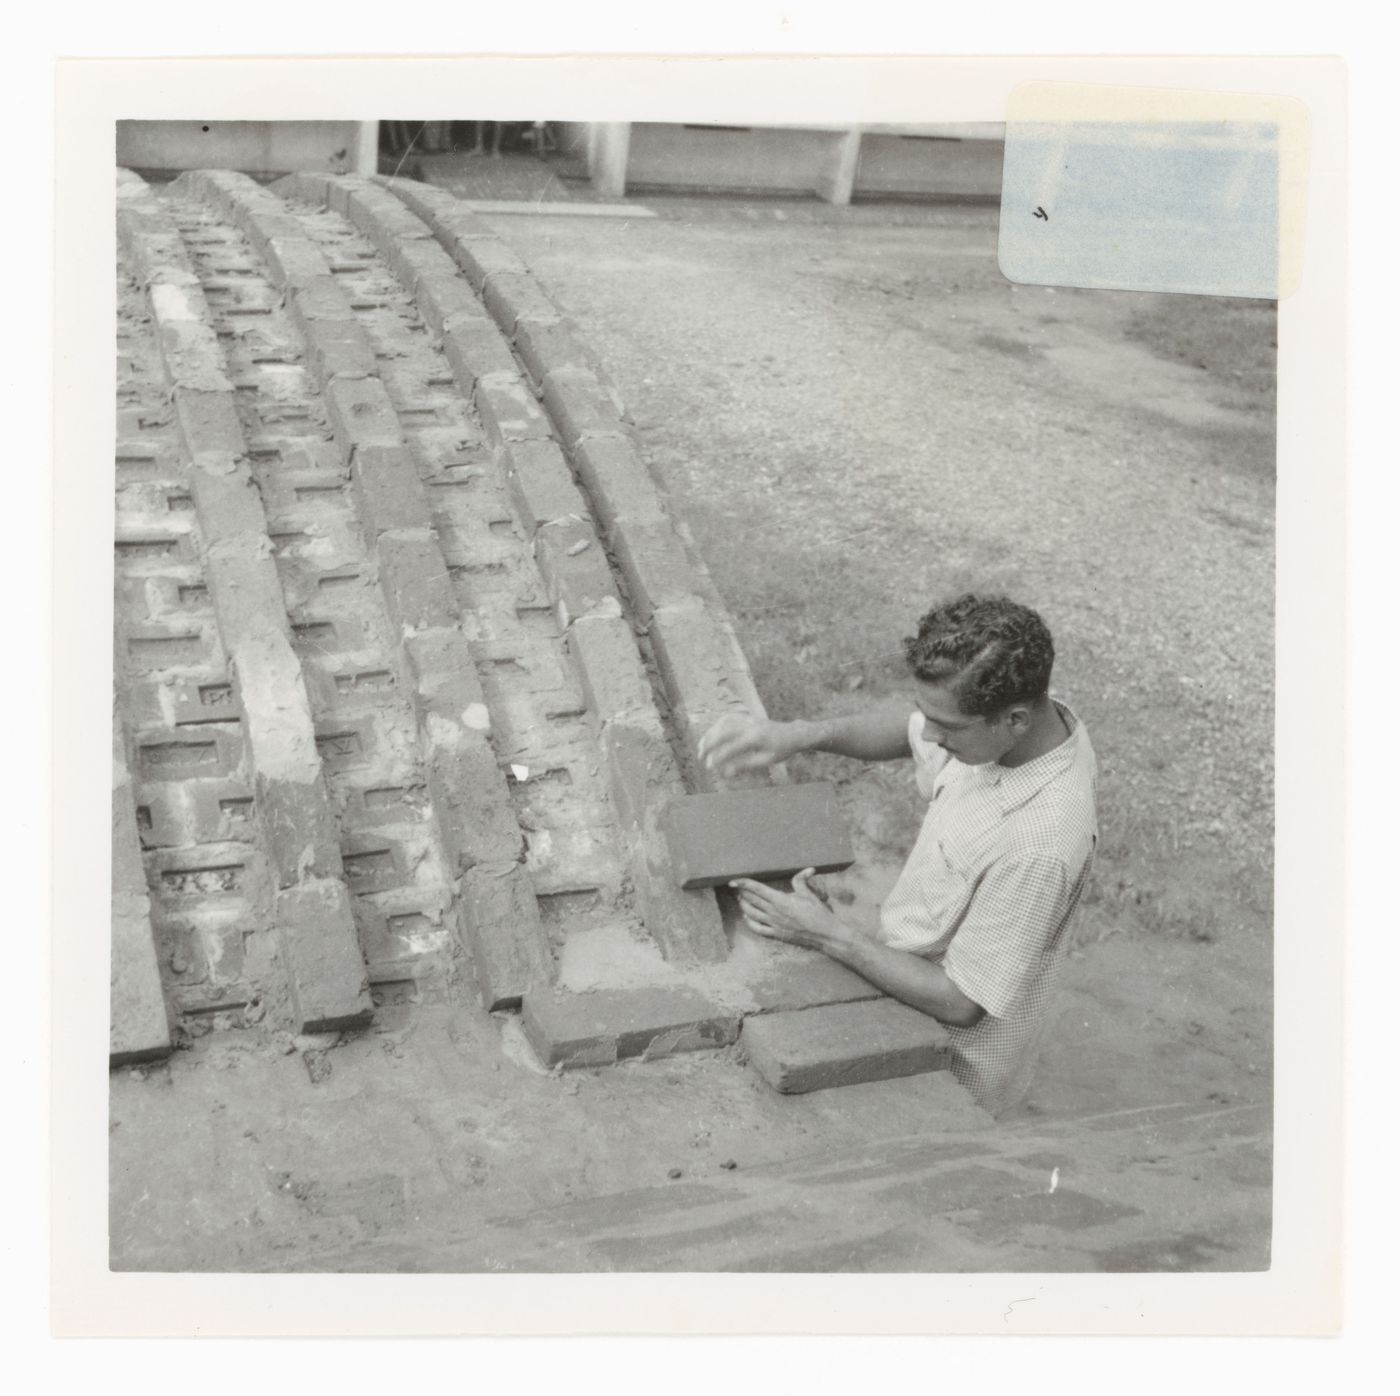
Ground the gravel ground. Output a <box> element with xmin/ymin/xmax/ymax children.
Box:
<box><xmin>486</xmin><ymin>201</ymin><xmax>1275</xmax><ymax>1119</ymax></box>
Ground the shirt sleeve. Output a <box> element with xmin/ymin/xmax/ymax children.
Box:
<box><xmin>941</xmin><ymin>854</ymin><xmax>1072</xmax><ymax>1018</ymax></box>
<box><xmin>908</xmin><ymin>711</ymin><xmax>949</xmax><ymax>800</ymax></box>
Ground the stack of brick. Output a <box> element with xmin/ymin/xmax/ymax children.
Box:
<box><xmin>375</xmin><ymin>175</ymin><xmax>773</xmax><ymax>792</ymax></box>
<box><xmin>110</xmin><ymin>703</ymin><xmax>173</xmax><ymax>1064</ymax></box>
<box><xmin>118</xmin><ymin>173</ymin><xmax>371</xmax><ymax>1034</ymax></box>
<box><xmin>296</xmin><ymin>174</ymin><xmax>727</xmax><ymax>969</ymax></box>
<box><xmin>186</xmin><ymin>168</ymin><xmax>556</xmax><ymax>1013</ymax></box>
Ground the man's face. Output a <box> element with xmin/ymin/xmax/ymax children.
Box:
<box><xmin>913</xmin><ymin>678</ymin><xmax>1017</xmax><ymax>766</ymax></box>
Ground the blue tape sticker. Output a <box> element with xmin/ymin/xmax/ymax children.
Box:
<box><xmin>1000</xmin><ymin>83</ymin><xmax>1309</xmax><ymax>300</ymax></box>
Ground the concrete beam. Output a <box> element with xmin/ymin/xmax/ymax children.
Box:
<box><xmin>817</xmin><ymin>128</ymin><xmax>863</xmax><ymax>206</ymax></box>
<box><xmin>589</xmin><ymin>122</ymin><xmax>632</xmax><ymax>199</ymax></box>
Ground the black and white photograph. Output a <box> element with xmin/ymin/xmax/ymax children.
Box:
<box><xmin>48</xmin><ymin>50</ymin><xmax>1349</xmax><ymax>1338</ymax></box>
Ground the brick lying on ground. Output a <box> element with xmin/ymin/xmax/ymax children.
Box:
<box><xmin>522</xmin><ymin>985</ymin><xmax>740</xmax><ymax>1070</ymax></box>
<box><xmin>662</xmin><ymin>782</ymin><xmax>854</xmax><ymax>889</ymax></box>
<box><xmin>738</xmin><ymin>945</ymin><xmax>888</xmax><ymax>1016</ymax></box>
<box><xmin>274</xmin><ymin>881</ymin><xmax>374</xmax><ymax>1033</ymax></box>
<box><xmin>741</xmin><ymin>998</ymin><xmax>953</xmax><ymax>1094</ymax></box>
<box><xmin>460</xmin><ymin>863</ymin><xmax>554</xmax><ymax>1012</ymax></box>
<box><xmin>111</xmin><ymin>711</ymin><xmax>172</xmax><ymax>1066</ymax></box>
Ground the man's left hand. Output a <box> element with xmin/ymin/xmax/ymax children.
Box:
<box><xmin>730</xmin><ymin>869</ymin><xmax>842</xmax><ymax>952</ymax></box>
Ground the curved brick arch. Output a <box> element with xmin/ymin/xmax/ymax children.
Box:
<box><xmin>112</xmin><ymin>169</ymin><xmax>928</xmax><ymax>1092</ymax></box>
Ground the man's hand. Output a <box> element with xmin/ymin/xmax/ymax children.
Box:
<box><xmin>699</xmin><ymin>713</ymin><xmax>806</xmax><ymax>777</ymax></box>
<box><xmin>735</xmin><ymin>868</ymin><xmax>986</xmax><ymax>1029</ymax></box>
<box><xmin>730</xmin><ymin>868</ymin><xmax>844</xmax><ymax>953</ymax></box>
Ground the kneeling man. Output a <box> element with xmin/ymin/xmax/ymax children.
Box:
<box><xmin>699</xmin><ymin>594</ymin><xmax>1098</xmax><ymax>1116</ymax></box>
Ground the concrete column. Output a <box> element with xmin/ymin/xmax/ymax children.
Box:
<box><xmin>351</xmin><ymin>121</ymin><xmax>379</xmax><ymax>177</ymax></box>
<box><xmin>589</xmin><ymin>123</ymin><xmax>632</xmax><ymax>199</ymax></box>
<box><xmin>817</xmin><ymin>127</ymin><xmax>862</xmax><ymax>205</ymax></box>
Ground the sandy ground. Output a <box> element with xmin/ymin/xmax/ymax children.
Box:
<box><xmin>109</xmin><ymin>196</ymin><xmax>1274</xmax><ymax>1273</ymax></box>
<box><xmin>486</xmin><ymin>200</ymin><xmax>1274</xmax><ymax>1129</ymax></box>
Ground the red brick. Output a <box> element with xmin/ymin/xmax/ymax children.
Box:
<box><xmin>482</xmin><ymin>273</ymin><xmax>562</xmax><ymax>335</ymax></box>
<box><xmin>568</xmin><ymin>436</ymin><xmax>668</xmax><ymax>533</ymax></box>
<box><xmin>565</xmin><ymin>614</ymin><xmax>653</xmax><ymax>720</ymax></box>
<box><xmin>174</xmin><ymin>388</ymin><xmax>245</xmax><ymax>462</ymax></box>
<box><xmin>442</xmin><ymin>317</ymin><xmax>518</xmax><ymax>388</ymax></box>
<box><xmin>430</xmin><ymin>207</ymin><xmax>497</xmax><ymax>243</ymax></box>
<box><xmin>135</xmin><ymin>726</ymin><xmax>242</xmax><ymax>784</ymax></box>
<box><xmin>512</xmin><ymin>315</ymin><xmax>597</xmax><ymax>386</ymax></box>
<box><xmin>459</xmin><ymin>863</ymin><xmax>554</xmax><ymax>1012</ymax></box>
<box><xmin>599</xmin><ymin>713</ymin><xmax>677</xmax><ymax>831</ymax></box>
<box><xmin>269</xmin><ymin>172</ymin><xmax>335</xmax><ymax>206</ymax></box>
<box><xmin>740</xmin><ymin>999</ymin><xmax>952</xmax><ymax>1094</ymax></box>
<box><xmin>387</xmin><ymin>236</ymin><xmax>454</xmax><ymax>292</ymax></box>
<box><xmin>738</xmin><ymin>947</ymin><xmax>886</xmax><ymax>1015</ymax></box>
<box><xmin>263</xmin><ymin>236</ymin><xmax>332</xmax><ymax>288</ymax></box>
<box><xmin>273</xmin><ymin>880</ymin><xmax>373</xmax><ymax>1033</ymax></box>
<box><xmin>541</xmin><ymin>367</ymin><xmax>624</xmax><ymax>447</ymax></box>
<box><xmin>611</xmin><ymin>517</ymin><xmax>704</xmax><ymax>621</ymax></box>
<box><xmin>202</xmin><ymin>537</ymin><xmax>290</xmax><ymax>643</ymax></box>
<box><xmin>629</xmin><ymin>813</ymin><xmax>729</xmax><ymax>965</ymax></box>
<box><xmin>661</xmin><ymin>783</ymin><xmax>853</xmax><ymax>889</ymax></box>
<box><xmin>167</xmin><ymin>674</ymin><xmax>243</xmax><ymax>728</ymax></box>
<box><xmin>375</xmin><ymin>175</ymin><xmax>462</xmax><ymax>225</ymax></box>
<box><xmin>645</xmin><ymin>600</ymin><xmax>759</xmax><ymax>739</ymax></box>
<box><xmin>533</xmin><ymin>518</ymin><xmax>620</xmax><ymax>625</ymax></box>
<box><xmin>111</xmin><ymin>890</ymin><xmax>172</xmax><ymax>1065</ymax></box>
<box><xmin>503</xmin><ymin>438</ymin><xmax>589</xmax><ymax>532</ymax></box>
<box><xmin>187</xmin><ymin>458</ymin><xmax>268</xmax><ymax>545</ymax></box>
<box><xmin>403</xmin><ymin>626</ymin><xmax>488</xmax><ymax>718</ymax></box>
<box><xmin>293</xmin><ymin>276</ymin><xmax>354</xmax><ymax>323</ymax></box>
<box><xmin>244</xmin><ymin>210</ymin><xmax>306</xmax><ymax>256</ymax></box>
<box><xmin>156</xmin><ymin>318</ymin><xmax>231</xmax><ymax>393</ymax></box>
<box><xmin>414</xmin><ymin>271</ymin><xmax>483</xmax><ymax>338</ymax></box>
<box><xmin>186</xmin><ymin>780</ymin><xmax>258</xmax><ymax>845</ymax></box>
<box><xmin>111</xmin><ymin>725</ymin><xmax>172</xmax><ymax>1064</ymax></box>
<box><xmin>473</xmin><ymin>373</ymin><xmax>554</xmax><ymax>444</ymax></box>
<box><xmin>522</xmin><ymin>984</ymin><xmax>738</xmax><ymax>1069</ymax></box>
<box><xmin>301</xmin><ymin>317</ymin><xmax>377</xmax><ymax>383</ymax></box>
<box><xmin>423</xmin><ymin>737</ymin><xmax>524</xmax><ymax>873</ymax></box>
<box><xmin>325</xmin><ymin>176</ymin><xmax>358</xmax><ymax>217</ymax></box>
<box><xmin>256</xmin><ymin>771</ymin><xmax>344</xmax><ymax>887</ymax></box>
<box><xmin>451</xmin><ymin>238</ymin><xmax>530</xmax><ymax>293</ymax></box>
<box><xmin>128</xmin><ymin>784</ymin><xmax>185</xmax><ymax>849</ymax></box>
<box><xmin>376</xmin><ymin>532</ymin><xmax>458</xmax><ymax>634</ymax></box>
<box><xmin>350</xmin><ymin>444</ymin><xmax>432</xmax><ymax>536</ymax></box>
<box><xmin>326</xmin><ymin>377</ymin><xmax>405</xmax><ymax>453</ymax></box>
<box><xmin>345</xmin><ymin>187</ymin><xmax>433</xmax><ymax>255</ymax></box>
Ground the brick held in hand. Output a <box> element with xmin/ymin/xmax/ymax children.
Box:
<box><xmin>662</xmin><ymin>782</ymin><xmax>854</xmax><ymax>889</ymax></box>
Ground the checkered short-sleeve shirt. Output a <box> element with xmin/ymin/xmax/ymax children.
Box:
<box><xmin>878</xmin><ymin>701</ymin><xmax>1098</xmax><ymax>1116</ymax></box>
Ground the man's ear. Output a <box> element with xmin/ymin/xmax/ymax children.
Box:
<box><xmin>1004</xmin><ymin>703</ymin><xmax>1034</xmax><ymax>732</ymax></box>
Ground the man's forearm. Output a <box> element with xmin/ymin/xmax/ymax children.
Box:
<box><xmin>823</xmin><ymin>929</ymin><xmax>984</xmax><ymax>1028</ymax></box>
<box><xmin>788</xmin><ymin>702</ymin><xmax>912</xmax><ymax>763</ymax></box>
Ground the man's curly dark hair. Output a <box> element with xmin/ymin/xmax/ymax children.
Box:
<box><xmin>903</xmin><ymin>594</ymin><xmax>1055</xmax><ymax>718</ymax></box>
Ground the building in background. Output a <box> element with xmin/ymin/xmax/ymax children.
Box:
<box><xmin>116</xmin><ymin>119</ymin><xmax>1004</xmax><ymax>203</ymax></box>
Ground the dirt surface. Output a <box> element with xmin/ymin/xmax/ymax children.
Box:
<box><xmin>485</xmin><ymin>200</ymin><xmax>1274</xmax><ymax>1129</ymax></box>
<box><xmin>109</xmin><ymin>192</ymin><xmax>1274</xmax><ymax>1273</ymax></box>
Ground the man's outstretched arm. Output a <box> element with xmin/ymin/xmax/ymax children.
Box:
<box><xmin>699</xmin><ymin>703</ymin><xmax>913</xmax><ymax>778</ymax></box>
<box><xmin>732</xmin><ymin>871</ymin><xmax>985</xmax><ymax>1029</ymax></box>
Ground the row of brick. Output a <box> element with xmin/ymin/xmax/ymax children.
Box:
<box><xmin>376</xmin><ymin>174</ymin><xmax>774</xmax><ymax>790</ymax></box>
<box><xmin>117</xmin><ymin>172</ymin><xmax>372</xmax><ymax>1035</ymax></box>
<box><xmin>178</xmin><ymin>168</ymin><xmax>555</xmax><ymax>1013</ymax></box>
<box><xmin>354</xmin><ymin>178</ymin><xmax>952</xmax><ymax>1089</ymax></box>
<box><xmin>520</xmin><ymin>977</ymin><xmax>951</xmax><ymax>1094</ymax></box>
<box><xmin>109</xmin><ymin>698</ymin><xmax>173</xmax><ymax>1064</ymax></box>
<box><xmin>279</xmin><ymin>173</ymin><xmax>728</xmax><ymax>969</ymax></box>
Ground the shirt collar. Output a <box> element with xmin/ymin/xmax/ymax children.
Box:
<box><xmin>984</xmin><ymin>700</ymin><xmax>1082</xmax><ymax>810</ymax></box>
